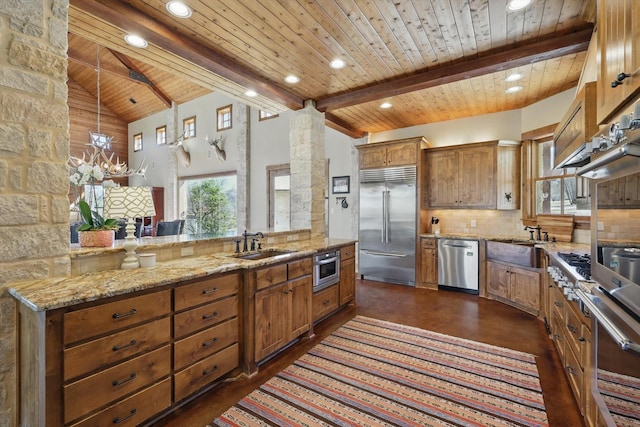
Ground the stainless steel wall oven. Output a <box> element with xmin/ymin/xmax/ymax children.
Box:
<box><xmin>575</xmin><ymin>106</ymin><xmax>640</xmax><ymax>426</ymax></box>
<box><xmin>313</xmin><ymin>250</ymin><xmax>340</xmax><ymax>293</ymax></box>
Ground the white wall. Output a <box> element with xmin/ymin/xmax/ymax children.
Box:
<box><xmin>129</xmin><ymin>87</ymin><xmax>577</xmax><ymax>240</ymax></box>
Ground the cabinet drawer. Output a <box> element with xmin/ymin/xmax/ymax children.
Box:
<box><xmin>174</xmin><ymin>317</ymin><xmax>238</xmax><ymax>370</ymax></box>
<box><xmin>564</xmin><ymin>304</ymin><xmax>583</xmax><ymax>360</ymax></box>
<box><xmin>565</xmin><ymin>344</ymin><xmax>583</xmax><ymax>405</ymax></box>
<box><xmin>313</xmin><ymin>284</ymin><xmax>339</xmax><ymax>322</ymax></box>
<box><xmin>64</xmin><ymin>345</ymin><xmax>171</xmax><ymax>423</ymax></box>
<box><xmin>174</xmin><ymin>342</ymin><xmax>239</xmax><ymax>402</ymax></box>
<box><xmin>64</xmin><ymin>290</ymin><xmax>171</xmax><ymax>345</ymax></box>
<box><xmin>174</xmin><ymin>273</ymin><xmax>239</xmax><ymax>311</ymax></box>
<box><xmin>255</xmin><ymin>264</ymin><xmax>287</xmax><ymax>291</ymax></box>
<box><xmin>551</xmin><ymin>309</ymin><xmax>565</xmax><ymax>361</ymax></box>
<box><xmin>341</xmin><ymin>244</ymin><xmax>356</xmax><ymax>260</ymax></box>
<box><xmin>174</xmin><ymin>295</ymin><xmax>238</xmax><ymax>339</ymax></box>
<box><xmin>421</xmin><ymin>238</ymin><xmax>437</xmax><ymax>249</ymax></box>
<box><xmin>64</xmin><ymin>317</ymin><xmax>170</xmax><ymax>381</ymax></box>
<box><xmin>69</xmin><ymin>377</ymin><xmax>171</xmax><ymax>427</ymax></box>
<box><xmin>288</xmin><ymin>257</ymin><xmax>312</xmax><ymax>280</ymax></box>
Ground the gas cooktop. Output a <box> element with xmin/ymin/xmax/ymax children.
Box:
<box><xmin>557</xmin><ymin>252</ymin><xmax>591</xmax><ymax>280</ymax></box>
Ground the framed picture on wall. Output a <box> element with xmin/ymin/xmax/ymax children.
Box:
<box><xmin>332</xmin><ymin>176</ymin><xmax>350</xmax><ymax>194</ymax></box>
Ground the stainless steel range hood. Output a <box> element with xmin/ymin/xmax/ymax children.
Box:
<box><xmin>577</xmin><ymin>142</ymin><xmax>640</xmax><ymax>179</ymax></box>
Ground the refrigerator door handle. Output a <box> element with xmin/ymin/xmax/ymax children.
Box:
<box><xmin>384</xmin><ymin>190</ymin><xmax>390</xmax><ymax>243</ymax></box>
<box><xmin>381</xmin><ymin>191</ymin><xmax>387</xmax><ymax>243</ymax></box>
<box><xmin>362</xmin><ymin>250</ymin><xmax>407</xmax><ymax>258</ymax></box>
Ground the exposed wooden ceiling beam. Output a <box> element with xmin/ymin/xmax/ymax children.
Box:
<box><xmin>324</xmin><ymin>112</ymin><xmax>366</xmax><ymax>139</ymax></box>
<box><xmin>70</xmin><ymin>0</ymin><xmax>304</xmax><ymax>110</ymax></box>
<box><xmin>316</xmin><ymin>26</ymin><xmax>594</xmax><ymax>112</ymax></box>
<box><xmin>108</xmin><ymin>49</ymin><xmax>172</xmax><ymax>108</ymax></box>
<box><xmin>68</xmin><ymin>46</ymin><xmax>139</xmax><ymax>83</ymax></box>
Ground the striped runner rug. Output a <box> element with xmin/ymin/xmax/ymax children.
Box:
<box><xmin>213</xmin><ymin>316</ymin><xmax>548</xmax><ymax>426</ymax></box>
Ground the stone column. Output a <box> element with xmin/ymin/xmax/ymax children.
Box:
<box><xmin>290</xmin><ymin>100</ymin><xmax>325</xmax><ymax>236</ymax></box>
<box><xmin>166</xmin><ymin>102</ymin><xmax>179</xmax><ymax>220</ymax></box>
<box><xmin>0</xmin><ymin>2</ymin><xmax>70</xmax><ymax>425</ymax></box>
<box><xmin>235</xmin><ymin>103</ymin><xmax>249</xmax><ymax>230</ymax></box>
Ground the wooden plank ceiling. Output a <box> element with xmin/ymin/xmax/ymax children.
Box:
<box><xmin>68</xmin><ymin>0</ymin><xmax>596</xmax><ymax>138</ymax></box>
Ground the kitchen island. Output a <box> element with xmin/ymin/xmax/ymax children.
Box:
<box><xmin>9</xmin><ymin>235</ymin><xmax>356</xmax><ymax>427</ymax></box>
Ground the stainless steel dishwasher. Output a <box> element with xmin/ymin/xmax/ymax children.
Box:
<box><xmin>437</xmin><ymin>239</ymin><xmax>479</xmax><ymax>293</ymax></box>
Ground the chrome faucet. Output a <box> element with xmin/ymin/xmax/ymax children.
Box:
<box><xmin>242</xmin><ymin>230</ymin><xmax>264</xmax><ymax>252</ymax></box>
<box><xmin>524</xmin><ymin>225</ymin><xmax>541</xmax><ymax>241</ymax></box>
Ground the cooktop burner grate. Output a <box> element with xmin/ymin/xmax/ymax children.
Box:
<box><xmin>557</xmin><ymin>252</ymin><xmax>592</xmax><ymax>280</ymax></box>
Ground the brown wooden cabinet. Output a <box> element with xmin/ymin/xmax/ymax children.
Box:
<box><xmin>487</xmin><ymin>260</ymin><xmax>541</xmax><ymax>316</ymax></box>
<box><xmin>547</xmin><ymin>282</ymin><xmax>593</xmax><ymax>424</ymax></box>
<box><xmin>597</xmin><ymin>0</ymin><xmax>640</xmax><ymax>124</ymax></box>
<box><xmin>424</xmin><ymin>141</ymin><xmax>520</xmax><ymax>209</ymax></box>
<box><xmin>357</xmin><ymin>137</ymin><xmax>428</xmax><ymax>169</ymax></box>
<box><xmin>19</xmin><ymin>273</ymin><xmax>241</xmax><ymax>427</ymax></box>
<box><xmin>252</xmin><ymin>257</ymin><xmax>313</xmax><ymax>363</ymax></box>
<box><xmin>418</xmin><ymin>237</ymin><xmax>438</xmax><ymax>289</ymax></box>
<box><xmin>313</xmin><ymin>284</ymin><xmax>340</xmax><ymax>322</ymax></box>
<box><xmin>339</xmin><ymin>244</ymin><xmax>356</xmax><ymax>305</ymax></box>
<box><xmin>596</xmin><ymin>171</ymin><xmax>640</xmax><ymax>207</ymax></box>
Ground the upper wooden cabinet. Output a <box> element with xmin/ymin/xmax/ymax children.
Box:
<box><xmin>424</xmin><ymin>141</ymin><xmax>520</xmax><ymax>210</ymax></box>
<box><xmin>597</xmin><ymin>0</ymin><xmax>640</xmax><ymax>124</ymax></box>
<box><xmin>357</xmin><ymin>137</ymin><xmax>429</xmax><ymax>169</ymax></box>
<box><xmin>554</xmin><ymin>82</ymin><xmax>599</xmax><ymax>168</ymax></box>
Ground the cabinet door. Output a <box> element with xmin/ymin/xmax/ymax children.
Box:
<box><xmin>339</xmin><ymin>256</ymin><xmax>356</xmax><ymax>304</ymax></box>
<box><xmin>386</xmin><ymin>142</ymin><xmax>417</xmax><ymax>166</ymax></box>
<box><xmin>458</xmin><ymin>146</ymin><xmax>496</xmax><ymax>208</ymax></box>
<box><xmin>419</xmin><ymin>242</ymin><xmax>437</xmax><ymax>289</ymax></box>
<box><xmin>624</xmin><ymin>172</ymin><xmax>640</xmax><ymax>206</ymax></box>
<box><xmin>287</xmin><ymin>276</ymin><xmax>312</xmax><ymax>340</ymax></box>
<box><xmin>425</xmin><ymin>151</ymin><xmax>458</xmax><ymax>207</ymax></box>
<box><xmin>359</xmin><ymin>146</ymin><xmax>387</xmax><ymax>169</ymax></box>
<box><xmin>598</xmin><ymin>0</ymin><xmax>640</xmax><ymax>123</ymax></box>
<box><xmin>511</xmin><ymin>267</ymin><xmax>541</xmax><ymax>315</ymax></box>
<box><xmin>254</xmin><ymin>284</ymin><xmax>287</xmax><ymax>361</ymax></box>
<box><xmin>597</xmin><ymin>177</ymin><xmax>625</xmax><ymax>207</ymax></box>
<box><xmin>487</xmin><ymin>261</ymin><xmax>510</xmax><ymax>299</ymax></box>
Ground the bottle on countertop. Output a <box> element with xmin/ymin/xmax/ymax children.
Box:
<box><xmin>431</xmin><ymin>216</ymin><xmax>440</xmax><ymax>235</ymax></box>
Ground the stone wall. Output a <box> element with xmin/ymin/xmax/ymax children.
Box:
<box><xmin>0</xmin><ymin>1</ymin><xmax>70</xmax><ymax>425</ymax></box>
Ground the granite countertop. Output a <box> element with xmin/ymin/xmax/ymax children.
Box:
<box><xmin>9</xmin><ymin>237</ymin><xmax>356</xmax><ymax>312</ymax></box>
<box><xmin>419</xmin><ymin>233</ymin><xmax>591</xmax><ymax>255</ymax></box>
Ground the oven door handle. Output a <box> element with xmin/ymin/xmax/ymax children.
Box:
<box><xmin>316</xmin><ymin>257</ymin><xmax>337</xmax><ymax>266</ymax></box>
<box><xmin>576</xmin><ymin>289</ymin><xmax>640</xmax><ymax>354</ymax></box>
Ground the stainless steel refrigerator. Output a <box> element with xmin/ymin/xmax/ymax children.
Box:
<box><xmin>359</xmin><ymin>166</ymin><xmax>416</xmax><ymax>285</ymax></box>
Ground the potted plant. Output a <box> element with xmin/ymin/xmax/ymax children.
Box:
<box><xmin>76</xmin><ymin>199</ymin><xmax>120</xmax><ymax>247</ymax></box>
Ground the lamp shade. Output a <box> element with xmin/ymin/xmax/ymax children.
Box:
<box><xmin>104</xmin><ymin>187</ymin><xmax>156</xmax><ymax>219</ymax></box>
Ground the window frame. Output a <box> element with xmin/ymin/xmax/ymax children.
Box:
<box><xmin>183</xmin><ymin>116</ymin><xmax>196</xmax><ymax>139</ymax></box>
<box><xmin>156</xmin><ymin>125</ymin><xmax>166</xmax><ymax>145</ymax></box>
<box><xmin>217</xmin><ymin>105</ymin><xmax>232</xmax><ymax>131</ymax></box>
<box><xmin>133</xmin><ymin>132</ymin><xmax>143</xmax><ymax>152</ymax></box>
<box><xmin>259</xmin><ymin>110</ymin><xmax>279</xmax><ymax>121</ymax></box>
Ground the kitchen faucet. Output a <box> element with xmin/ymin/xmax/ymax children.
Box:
<box><xmin>242</xmin><ymin>230</ymin><xmax>264</xmax><ymax>252</ymax></box>
<box><xmin>524</xmin><ymin>225</ymin><xmax>542</xmax><ymax>241</ymax></box>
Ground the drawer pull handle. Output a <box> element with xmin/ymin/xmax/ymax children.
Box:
<box><xmin>190</xmin><ymin>365</ymin><xmax>218</xmax><ymax>385</ymax></box>
<box><xmin>202</xmin><ymin>337</ymin><xmax>218</xmax><ymax>347</ymax></box>
<box><xmin>554</xmin><ymin>301</ymin><xmax>563</xmax><ymax>308</ymax></box>
<box><xmin>202</xmin><ymin>311</ymin><xmax>218</xmax><ymax>320</ymax></box>
<box><xmin>553</xmin><ymin>334</ymin><xmax>562</xmax><ymax>341</ymax></box>
<box><xmin>323</xmin><ymin>299</ymin><xmax>330</xmax><ymax>305</ymax></box>
<box><xmin>113</xmin><ymin>408</ymin><xmax>137</xmax><ymax>424</ymax></box>
<box><xmin>566</xmin><ymin>366</ymin><xmax>577</xmax><ymax>375</ymax></box>
<box><xmin>112</xmin><ymin>339</ymin><xmax>137</xmax><ymax>352</ymax></box>
<box><xmin>112</xmin><ymin>372</ymin><xmax>136</xmax><ymax>387</ymax></box>
<box><xmin>112</xmin><ymin>309</ymin><xmax>137</xmax><ymax>319</ymax></box>
<box><xmin>202</xmin><ymin>287</ymin><xmax>219</xmax><ymax>295</ymax></box>
<box><xmin>567</xmin><ymin>324</ymin><xmax>578</xmax><ymax>334</ymax></box>
<box><xmin>579</xmin><ymin>336</ymin><xmax>586</xmax><ymax>342</ymax></box>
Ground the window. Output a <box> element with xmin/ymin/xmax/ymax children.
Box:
<box><xmin>533</xmin><ymin>140</ymin><xmax>590</xmax><ymax>216</ymax></box>
<box><xmin>267</xmin><ymin>165</ymin><xmax>290</xmax><ymax>231</ymax></box>
<box><xmin>183</xmin><ymin>116</ymin><xmax>196</xmax><ymax>139</ymax></box>
<box><xmin>259</xmin><ymin>110</ymin><xmax>279</xmax><ymax>121</ymax></box>
<box><xmin>179</xmin><ymin>172</ymin><xmax>237</xmax><ymax>236</ymax></box>
<box><xmin>133</xmin><ymin>133</ymin><xmax>143</xmax><ymax>152</ymax></box>
<box><xmin>217</xmin><ymin>105</ymin><xmax>232</xmax><ymax>131</ymax></box>
<box><xmin>156</xmin><ymin>125</ymin><xmax>166</xmax><ymax>145</ymax></box>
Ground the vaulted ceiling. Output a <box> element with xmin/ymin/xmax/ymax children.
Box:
<box><xmin>67</xmin><ymin>0</ymin><xmax>596</xmax><ymax>138</ymax></box>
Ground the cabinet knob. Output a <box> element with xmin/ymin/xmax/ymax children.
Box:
<box><xmin>611</xmin><ymin>72</ymin><xmax>631</xmax><ymax>88</ymax></box>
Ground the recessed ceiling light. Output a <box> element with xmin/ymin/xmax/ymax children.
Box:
<box><xmin>166</xmin><ymin>1</ymin><xmax>192</xmax><ymax>18</ymax></box>
<box><xmin>245</xmin><ymin>89</ymin><xmax>257</xmax><ymax>97</ymax></box>
<box><xmin>505</xmin><ymin>73</ymin><xmax>523</xmax><ymax>82</ymax></box>
<box><xmin>284</xmin><ymin>75</ymin><xmax>300</xmax><ymax>84</ymax></box>
<box><xmin>124</xmin><ymin>34</ymin><xmax>148</xmax><ymax>48</ymax></box>
<box><xmin>505</xmin><ymin>86</ymin><xmax>523</xmax><ymax>94</ymax></box>
<box><xmin>330</xmin><ymin>58</ymin><xmax>346</xmax><ymax>69</ymax></box>
<box><xmin>507</xmin><ymin>0</ymin><xmax>531</xmax><ymax>11</ymax></box>
<box><xmin>380</xmin><ymin>102</ymin><xmax>392</xmax><ymax>109</ymax></box>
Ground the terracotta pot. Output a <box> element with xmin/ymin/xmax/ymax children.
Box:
<box><xmin>78</xmin><ymin>230</ymin><xmax>115</xmax><ymax>248</ymax></box>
